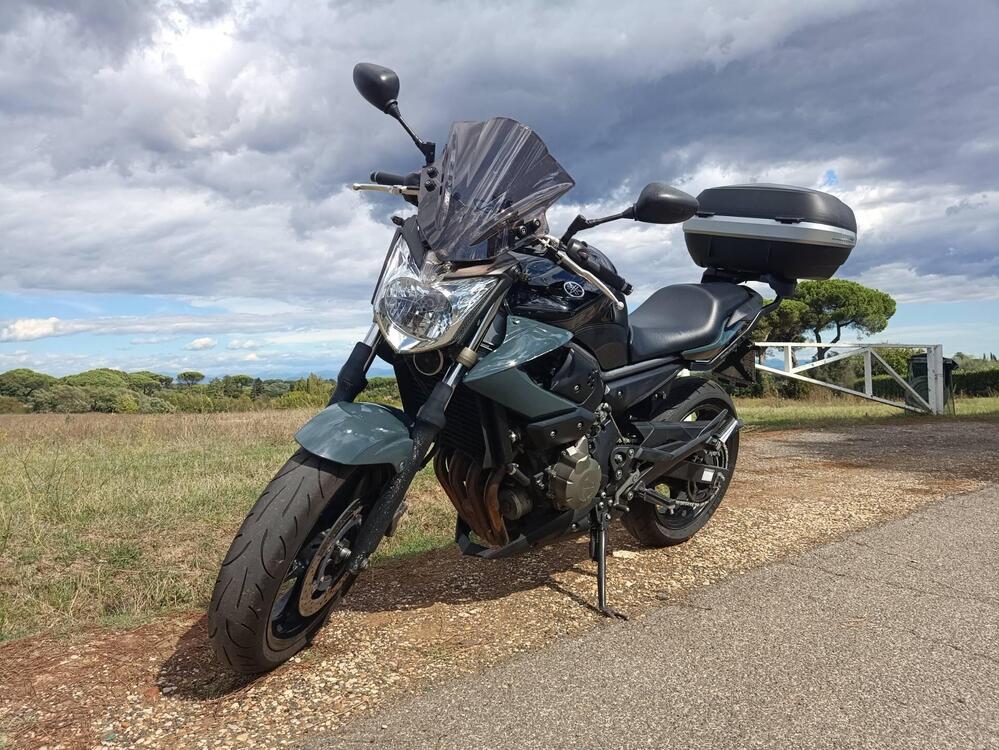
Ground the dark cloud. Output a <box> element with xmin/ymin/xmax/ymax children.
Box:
<box><xmin>0</xmin><ymin>0</ymin><xmax>997</xmax><ymax>306</ymax></box>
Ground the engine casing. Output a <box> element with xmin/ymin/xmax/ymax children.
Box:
<box><xmin>550</xmin><ymin>436</ymin><xmax>602</xmax><ymax>510</ymax></box>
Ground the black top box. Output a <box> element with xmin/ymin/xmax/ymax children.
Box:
<box><xmin>683</xmin><ymin>184</ymin><xmax>857</xmax><ymax>280</ymax></box>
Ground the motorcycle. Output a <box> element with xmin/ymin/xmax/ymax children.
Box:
<box><xmin>209</xmin><ymin>63</ymin><xmax>858</xmax><ymax>673</ymax></box>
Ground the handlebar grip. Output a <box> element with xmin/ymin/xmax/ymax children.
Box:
<box><xmin>370</xmin><ymin>171</ymin><xmax>406</xmax><ymax>186</ymax></box>
<box><xmin>370</xmin><ymin>171</ymin><xmax>421</xmax><ymax>187</ymax></box>
<box><xmin>565</xmin><ymin>244</ymin><xmax>633</xmax><ymax>295</ymax></box>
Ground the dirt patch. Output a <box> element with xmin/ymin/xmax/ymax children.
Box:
<box><xmin>1</xmin><ymin>420</ymin><xmax>996</xmax><ymax>749</ymax></box>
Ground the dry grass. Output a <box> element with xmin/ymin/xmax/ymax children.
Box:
<box><xmin>736</xmin><ymin>394</ymin><xmax>999</xmax><ymax>429</ymax></box>
<box><xmin>2</xmin><ymin>396</ymin><xmax>997</xmax><ymax>643</ymax></box>
<box><xmin>0</xmin><ymin>410</ymin><xmax>451</xmax><ymax>642</ymax></box>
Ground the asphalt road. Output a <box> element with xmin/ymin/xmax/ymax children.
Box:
<box><xmin>311</xmin><ymin>485</ymin><xmax>999</xmax><ymax>749</ymax></box>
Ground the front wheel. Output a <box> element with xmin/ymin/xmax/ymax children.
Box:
<box><xmin>208</xmin><ymin>448</ymin><xmax>387</xmax><ymax>674</ymax></box>
<box><xmin>622</xmin><ymin>377</ymin><xmax>739</xmax><ymax>548</ymax></box>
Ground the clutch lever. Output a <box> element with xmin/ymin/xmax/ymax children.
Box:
<box><xmin>351</xmin><ymin>183</ymin><xmax>420</xmax><ymax>198</ymax></box>
<box><xmin>537</xmin><ymin>236</ymin><xmax>625</xmax><ymax>311</ymax></box>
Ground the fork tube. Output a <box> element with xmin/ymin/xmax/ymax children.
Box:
<box><xmin>328</xmin><ymin>324</ymin><xmax>382</xmax><ymax>405</ymax></box>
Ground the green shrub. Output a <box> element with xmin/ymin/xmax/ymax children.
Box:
<box><xmin>136</xmin><ymin>395</ymin><xmax>177</xmax><ymax>414</ymax></box>
<box><xmin>953</xmin><ymin>368</ymin><xmax>999</xmax><ymax>396</ymax></box>
<box><xmin>362</xmin><ymin>377</ymin><xmax>402</xmax><ymax>405</ymax></box>
<box><xmin>275</xmin><ymin>390</ymin><xmax>327</xmax><ymax>409</ymax></box>
<box><xmin>90</xmin><ymin>387</ymin><xmax>140</xmax><ymax>413</ymax></box>
<box><xmin>161</xmin><ymin>390</ymin><xmax>218</xmax><ymax>413</ymax></box>
<box><xmin>30</xmin><ymin>384</ymin><xmax>94</xmax><ymax>413</ymax></box>
<box><xmin>62</xmin><ymin>368</ymin><xmax>132</xmax><ymax>389</ymax></box>
<box><xmin>262</xmin><ymin>380</ymin><xmax>290</xmax><ymax>398</ymax></box>
<box><xmin>729</xmin><ymin>372</ymin><xmax>812</xmax><ymax>399</ymax></box>
<box><xmin>0</xmin><ymin>395</ymin><xmax>28</xmax><ymax>413</ymax></box>
<box><xmin>125</xmin><ymin>372</ymin><xmax>164</xmax><ymax>395</ymax></box>
<box><xmin>0</xmin><ymin>368</ymin><xmax>56</xmax><ymax>398</ymax></box>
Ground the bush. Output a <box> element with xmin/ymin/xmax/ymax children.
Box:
<box><xmin>953</xmin><ymin>368</ymin><xmax>999</xmax><ymax>396</ymax></box>
<box><xmin>275</xmin><ymin>390</ymin><xmax>327</xmax><ymax>409</ymax></box>
<box><xmin>0</xmin><ymin>395</ymin><xmax>28</xmax><ymax>413</ymax></box>
<box><xmin>262</xmin><ymin>380</ymin><xmax>290</xmax><ymax>398</ymax></box>
<box><xmin>0</xmin><ymin>368</ymin><xmax>57</xmax><ymax>398</ymax></box>
<box><xmin>362</xmin><ymin>377</ymin><xmax>402</xmax><ymax>405</ymax></box>
<box><xmin>161</xmin><ymin>390</ymin><xmax>218</xmax><ymax>413</ymax></box>
<box><xmin>62</xmin><ymin>368</ymin><xmax>130</xmax><ymax>389</ymax></box>
<box><xmin>91</xmin><ymin>387</ymin><xmax>140</xmax><ymax>414</ymax></box>
<box><xmin>729</xmin><ymin>371</ymin><xmax>812</xmax><ymax>400</ymax></box>
<box><xmin>125</xmin><ymin>372</ymin><xmax>164</xmax><ymax>395</ymax></box>
<box><xmin>136</xmin><ymin>395</ymin><xmax>177</xmax><ymax>414</ymax></box>
<box><xmin>30</xmin><ymin>384</ymin><xmax>94</xmax><ymax>413</ymax></box>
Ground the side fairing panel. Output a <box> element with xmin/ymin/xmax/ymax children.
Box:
<box><xmin>465</xmin><ymin>316</ymin><xmax>576</xmax><ymax>419</ymax></box>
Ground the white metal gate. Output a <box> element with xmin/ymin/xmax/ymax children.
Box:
<box><xmin>754</xmin><ymin>342</ymin><xmax>947</xmax><ymax>415</ymax></box>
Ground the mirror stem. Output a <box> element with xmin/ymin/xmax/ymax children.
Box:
<box><xmin>559</xmin><ymin>208</ymin><xmax>633</xmax><ymax>245</ymax></box>
<box><xmin>385</xmin><ymin>102</ymin><xmax>436</xmax><ymax>165</ymax></box>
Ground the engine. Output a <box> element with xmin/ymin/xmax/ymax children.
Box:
<box><xmin>549</xmin><ymin>436</ymin><xmax>603</xmax><ymax>510</ymax></box>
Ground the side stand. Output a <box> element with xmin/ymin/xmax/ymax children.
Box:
<box><xmin>589</xmin><ymin>506</ymin><xmax>628</xmax><ymax>620</ymax></box>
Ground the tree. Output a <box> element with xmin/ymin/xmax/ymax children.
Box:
<box><xmin>795</xmin><ymin>280</ymin><xmax>896</xmax><ymax>359</ymax></box>
<box><xmin>62</xmin><ymin>368</ymin><xmax>129</xmax><ymax>388</ymax></box>
<box><xmin>29</xmin><ymin>384</ymin><xmax>93</xmax><ymax>413</ymax></box>
<box><xmin>251</xmin><ymin>378</ymin><xmax>264</xmax><ymax>399</ymax></box>
<box><xmin>752</xmin><ymin>298</ymin><xmax>809</xmax><ymax>364</ymax></box>
<box><xmin>125</xmin><ymin>372</ymin><xmax>163</xmax><ymax>395</ymax></box>
<box><xmin>129</xmin><ymin>370</ymin><xmax>172</xmax><ymax>388</ymax></box>
<box><xmin>221</xmin><ymin>374</ymin><xmax>253</xmax><ymax>398</ymax></box>
<box><xmin>177</xmin><ymin>371</ymin><xmax>205</xmax><ymax>386</ymax></box>
<box><xmin>0</xmin><ymin>368</ymin><xmax>56</xmax><ymax>398</ymax></box>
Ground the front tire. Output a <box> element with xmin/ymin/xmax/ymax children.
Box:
<box><xmin>208</xmin><ymin>448</ymin><xmax>385</xmax><ymax>674</ymax></box>
<box><xmin>622</xmin><ymin>377</ymin><xmax>739</xmax><ymax>548</ymax></box>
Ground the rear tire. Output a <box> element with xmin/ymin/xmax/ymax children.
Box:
<box><xmin>622</xmin><ymin>377</ymin><xmax>739</xmax><ymax>548</ymax></box>
<box><xmin>208</xmin><ymin>448</ymin><xmax>384</xmax><ymax>674</ymax></box>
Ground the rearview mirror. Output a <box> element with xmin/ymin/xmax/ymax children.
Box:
<box><xmin>559</xmin><ymin>182</ymin><xmax>700</xmax><ymax>244</ymax></box>
<box><xmin>630</xmin><ymin>183</ymin><xmax>699</xmax><ymax>224</ymax></box>
<box><xmin>352</xmin><ymin>62</ymin><xmax>400</xmax><ymax>113</ymax></box>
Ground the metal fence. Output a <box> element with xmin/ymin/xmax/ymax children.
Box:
<box><xmin>754</xmin><ymin>342</ymin><xmax>947</xmax><ymax>415</ymax></box>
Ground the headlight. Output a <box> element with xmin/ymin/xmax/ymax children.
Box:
<box><xmin>373</xmin><ymin>234</ymin><xmax>498</xmax><ymax>352</ymax></box>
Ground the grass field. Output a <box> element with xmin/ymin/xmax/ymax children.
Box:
<box><xmin>2</xmin><ymin>395</ymin><xmax>997</xmax><ymax>642</ymax></box>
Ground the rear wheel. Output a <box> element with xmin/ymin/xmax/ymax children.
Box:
<box><xmin>208</xmin><ymin>448</ymin><xmax>387</xmax><ymax>674</ymax></box>
<box><xmin>622</xmin><ymin>377</ymin><xmax>739</xmax><ymax>547</ymax></box>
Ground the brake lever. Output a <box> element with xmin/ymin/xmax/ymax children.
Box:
<box><xmin>537</xmin><ymin>236</ymin><xmax>625</xmax><ymax>311</ymax></box>
<box><xmin>351</xmin><ymin>183</ymin><xmax>420</xmax><ymax>197</ymax></box>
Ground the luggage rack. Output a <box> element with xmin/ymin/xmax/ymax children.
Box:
<box><xmin>753</xmin><ymin>342</ymin><xmax>950</xmax><ymax>415</ymax></box>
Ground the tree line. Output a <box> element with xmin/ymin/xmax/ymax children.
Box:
<box><xmin>2</xmin><ymin>280</ymin><xmax>995</xmax><ymax>414</ymax></box>
<box><xmin>0</xmin><ymin>368</ymin><xmax>401</xmax><ymax>414</ymax></box>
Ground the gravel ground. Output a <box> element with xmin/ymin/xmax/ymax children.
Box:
<box><xmin>314</xmin><ymin>485</ymin><xmax>999</xmax><ymax>750</ymax></box>
<box><xmin>1</xmin><ymin>420</ymin><xmax>996</xmax><ymax>749</ymax></box>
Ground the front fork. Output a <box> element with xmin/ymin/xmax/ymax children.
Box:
<box><xmin>334</xmin><ymin>284</ymin><xmax>509</xmax><ymax>576</ymax></box>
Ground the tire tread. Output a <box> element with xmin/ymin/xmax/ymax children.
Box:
<box><xmin>208</xmin><ymin>448</ymin><xmax>358</xmax><ymax>673</ymax></box>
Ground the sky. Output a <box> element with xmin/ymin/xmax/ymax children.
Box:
<box><xmin>1</xmin><ymin>0</ymin><xmax>998</xmax><ymax>379</ymax></box>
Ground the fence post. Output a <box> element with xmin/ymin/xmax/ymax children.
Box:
<box><xmin>783</xmin><ymin>345</ymin><xmax>792</xmax><ymax>372</ymax></box>
<box><xmin>927</xmin><ymin>345</ymin><xmax>945</xmax><ymax>415</ymax></box>
<box><xmin>863</xmin><ymin>349</ymin><xmax>873</xmax><ymax>396</ymax></box>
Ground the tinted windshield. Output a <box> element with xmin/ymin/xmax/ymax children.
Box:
<box><xmin>417</xmin><ymin>117</ymin><xmax>574</xmax><ymax>262</ymax></box>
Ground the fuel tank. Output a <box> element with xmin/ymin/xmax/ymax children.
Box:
<box><xmin>509</xmin><ymin>248</ymin><xmax>629</xmax><ymax>370</ymax></box>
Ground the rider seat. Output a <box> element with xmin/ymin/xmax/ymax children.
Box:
<box><xmin>628</xmin><ymin>283</ymin><xmax>762</xmax><ymax>362</ymax></box>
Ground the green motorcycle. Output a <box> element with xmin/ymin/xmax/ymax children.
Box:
<box><xmin>209</xmin><ymin>63</ymin><xmax>857</xmax><ymax>673</ymax></box>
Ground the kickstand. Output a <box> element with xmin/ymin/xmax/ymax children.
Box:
<box><xmin>589</xmin><ymin>507</ymin><xmax>628</xmax><ymax>620</ymax></box>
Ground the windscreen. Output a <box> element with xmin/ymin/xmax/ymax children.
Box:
<box><xmin>417</xmin><ymin>117</ymin><xmax>575</xmax><ymax>262</ymax></box>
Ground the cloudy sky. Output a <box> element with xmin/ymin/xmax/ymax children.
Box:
<box><xmin>2</xmin><ymin>0</ymin><xmax>997</xmax><ymax>378</ymax></box>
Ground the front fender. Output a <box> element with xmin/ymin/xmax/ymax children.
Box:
<box><xmin>295</xmin><ymin>401</ymin><xmax>413</xmax><ymax>469</ymax></box>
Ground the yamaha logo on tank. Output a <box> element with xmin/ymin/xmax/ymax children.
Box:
<box><xmin>562</xmin><ymin>280</ymin><xmax>585</xmax><ymax>299</ymax></box>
